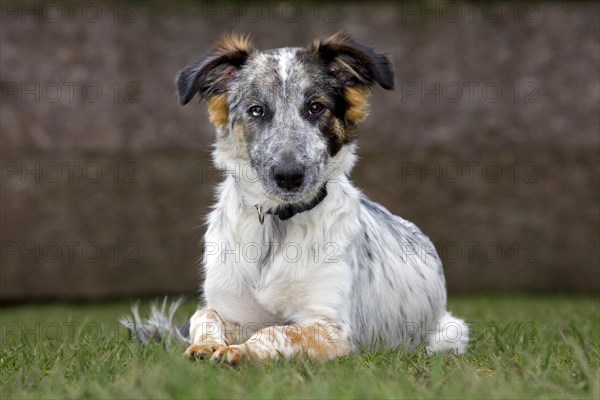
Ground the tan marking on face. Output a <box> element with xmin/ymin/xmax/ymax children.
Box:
<box><xmin>207</xmin><ymin>94</ymin><xmax>229</xmax><ymax>128</ymax></box>
<box><xmin>331</xmin><ymin>115</ymin><xmax>351</xmax><ymax>143</ymax></box>
<box><xmin>345</xmin><ymin>87</ymin><xmax>370</xmax><ymax>124</ymax></box>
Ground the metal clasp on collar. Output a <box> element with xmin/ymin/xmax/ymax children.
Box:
<box><xmin>255</xmin><ymin>205</ymin><xmax>265</xmax><ymax>225</ymax></box>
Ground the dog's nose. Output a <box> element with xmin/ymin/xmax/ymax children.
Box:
<box><xmin>272</xmin><ymin>163</ymin><xmax>305</xmax><ymax>191</ymax></box>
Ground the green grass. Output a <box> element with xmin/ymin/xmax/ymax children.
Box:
<box><xmin>1</xmin><ymin>295</ymin><xmax>598</xmax><ymax>399</ymax></box>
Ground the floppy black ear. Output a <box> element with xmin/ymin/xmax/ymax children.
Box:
<box><xmin>311</xmin><ymin>32</ymin><xmax>394</xmax><ymax>90</ymax></box>
<box><xmin>176</xmin><ymin>34</ymin><xmax>254</xmax><ymax>105</ymax></box>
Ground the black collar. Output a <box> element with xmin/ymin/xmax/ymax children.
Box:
<box><xmin>258</xmin><ymin>184</ymin><xmax>328</xmax><ymax>223</ymax></box>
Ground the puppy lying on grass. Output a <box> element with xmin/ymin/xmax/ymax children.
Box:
<box><xmin>123</xmin><ymin>32</ymin><xmax>469</xmax><ymax>365</ymax></box>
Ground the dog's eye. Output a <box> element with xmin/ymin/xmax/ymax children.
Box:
<box><xmin>308</xmin><ymin>102</ymin><xmax>324</xmax><ymax>115</ymax></box>
<box><xmin>249</xmin><ymin>105</ymin><xmax>264</xmax><ymax>117</ymax></box>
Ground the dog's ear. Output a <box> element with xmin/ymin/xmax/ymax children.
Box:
<box><xmin>311</xmin><ymin>32</ymin><xmax>394</xmax><ymax>90</ymax></box>
<box><xmin>176</xmin><ymin>33</ymin><xmax>254</xmax><ymax>105</ymax></box>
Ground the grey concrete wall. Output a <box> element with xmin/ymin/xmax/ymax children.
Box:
<box><xmin>1</xmin><ymin>1</ymin><xmax>598</xmax><ymax>301</ymax></box>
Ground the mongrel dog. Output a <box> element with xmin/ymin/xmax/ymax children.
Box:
<box><xmin>124</xmin><ymin>32</ymin><xmax>469</xmax><ymax>365</ymax></box>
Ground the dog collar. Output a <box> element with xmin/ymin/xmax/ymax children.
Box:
<box><xmin>255</xmin><ymin>184</ymin><xmax>328</xmax><ymax>224</ymax></box>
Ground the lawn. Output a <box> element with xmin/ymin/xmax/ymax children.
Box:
<box><xmin>1</xmin><ymin>295</ymin><xmax>598</xmax><ymax>399</ymax></box>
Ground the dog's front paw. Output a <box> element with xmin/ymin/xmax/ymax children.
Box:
<box><xmin>210</xmin><ymin>345</ymin><xmax>247</xmax><ymax>366</ymax></box>
<box><xmin>184</xmin><ymin>342</ymin><xmax>225</xmax><ymax>361</ymax></box>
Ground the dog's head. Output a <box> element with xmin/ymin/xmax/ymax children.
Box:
<box><xmin>177</xmin><ymin>32</ymin><xmax>394</xmax><ymax>206</ymax></box>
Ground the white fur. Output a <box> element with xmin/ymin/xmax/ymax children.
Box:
<box><xmin>426</xmin><ymin>312</ymin><xmax>470</xmax><ymax>355</ymax></box>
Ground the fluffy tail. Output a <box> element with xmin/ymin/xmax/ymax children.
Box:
<box><xmin>426</xmin><ymin>311</ymin><xmax>469</xmax><ymax>355</ymax></box>
<box><xmin>120</xmin><ymin>298</ymin><xmax>191</xmax><ymax>346</ymax></box>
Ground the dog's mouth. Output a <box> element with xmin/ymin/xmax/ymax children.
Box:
<box><xmin>271</xmin><ymin>181</ymin><xmax>328</xmax><ymax>206</ymax></box>
<box><xmin>267</xmin><ymin>190</ymin><xmax>313</xmax><ymax>205</ymax></box>
<box><xmin>263</xmin><ymin>178</ymin><xmax>317</xmax><ymax>205</ymax></box>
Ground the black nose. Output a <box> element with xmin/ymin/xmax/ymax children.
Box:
<box><xmin>272</xmin><ymin>163</ymin><xmax>305</xmax><ymax>191</ymax></box>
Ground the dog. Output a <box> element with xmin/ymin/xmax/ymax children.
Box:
<box><xmin>123</xmin><ymin>32</ymin><xmax>469</xmax><ymax>365</ymax></box>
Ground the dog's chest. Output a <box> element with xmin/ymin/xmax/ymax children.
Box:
<box><xmin>245</xmin><ymin>224</ymin><xmax>318</xmax><ymax>314</ymax></box>
<box><xmin>223</xmin><ymin>212</ymin><xmax>343</xmax><ymax>320</ymax></box>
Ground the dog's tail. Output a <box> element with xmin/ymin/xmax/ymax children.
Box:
<box><xmin>120</xmin><ymin>298</ymin><xmax>191</xmax><ymax>346</ymax></box>
<box><xmin>426</xmin><ymin>311</ymin><xmax>469</xmax><ymax>355</ymax></box>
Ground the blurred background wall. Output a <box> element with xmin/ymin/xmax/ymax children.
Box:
<box><xmin>1</xmin><ymin>0</ymin><xmax>598</xmax><ymax>302</ymax></box>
